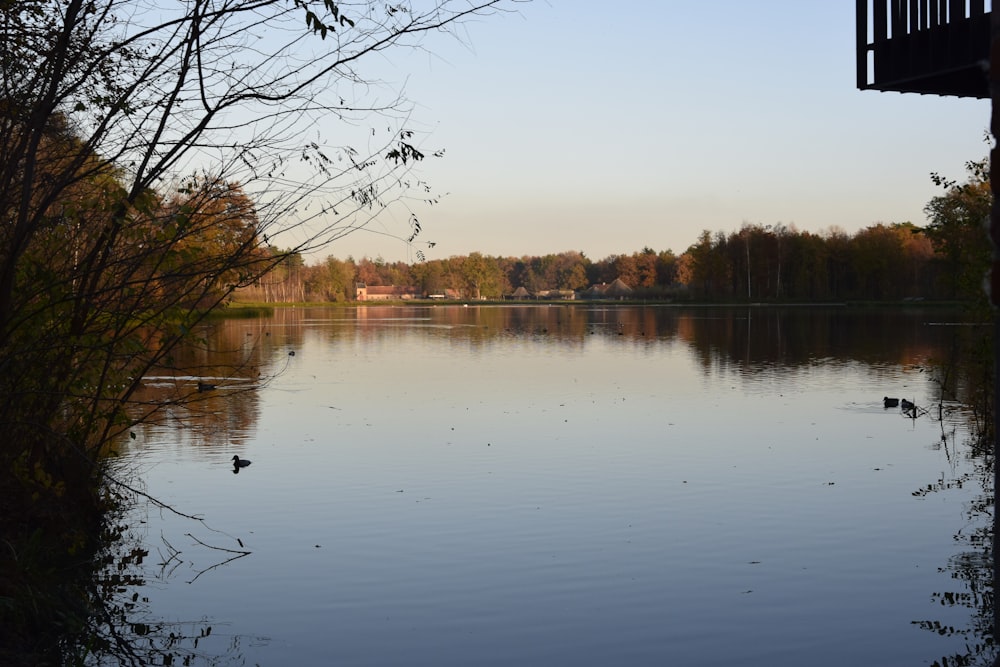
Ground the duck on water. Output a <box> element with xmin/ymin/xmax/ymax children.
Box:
<box><xmin>884</xmin><ymin>396</ymin><xmax>916</xmax><ymax>408</ymax></box>
<box><xmin>232</xmin><ymin>455</ymin><xmax>251</xmax><ymax>468</ymax></box>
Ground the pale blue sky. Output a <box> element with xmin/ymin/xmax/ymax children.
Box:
<box><xmin>321</xmin><ymin>1</ymin><xmax>991</xmax><ymax>263</ymax></box>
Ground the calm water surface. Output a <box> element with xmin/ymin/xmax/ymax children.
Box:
<box><xmin>118</xmin><ymin>305</ymin><xmax>989</xmax><ymax>666</ymax></box>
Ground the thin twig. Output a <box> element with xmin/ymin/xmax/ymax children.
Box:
<box><xmin>185</xmin><ymin>532</ymin><xmax>250</xmax><ymax>555</ymax></box>
<box><xmin>187</xmin><ymin>552</ymin><xmax>250</xmax><ymax>585</ymax></box>
<box><xmin>104</xmin><ymin>472</ymin><xmax>205</xmax><ymax>521</ymax></box>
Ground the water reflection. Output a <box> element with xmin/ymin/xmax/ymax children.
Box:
<box><xmin>60</xmin><ymin>475</ymin><xmax>264</xmax><ymax>667</ymax></box>
<box><xmin>172</xmin><ymin>303</ymin><xmax>973</xmax><ymax>352</ymax></box>
<box><xmin>123</xmin><ymin>315</ymin><xmax>282</xmax><ymax>451</ymax></box>
<box><xmin>101</xmin><ymin>305</ymin><xmax>994</xmax><ymax>666</ymax></box>
<box><xmin>911</xmin><ymin>427</ymin><xmax>995</xmax><ymax>667</ymax></box>
<box><xmin>124</xmin><ymin>306</ymin><xmax>936</xmax><ymax>451</ymax></box>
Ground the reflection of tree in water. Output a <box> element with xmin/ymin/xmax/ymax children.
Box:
<box><xmin>100</xmin><ymin>305</ymin><xmax>998</xmax><ymax>665</ymax></box>
<box><xmin>2</xmin><ymin>314</ymin><xmax>278</xmax><ymax>665</ymax></box>
<box><xmin>682</xmin><ymin>307</ymin><xmax>996</xmax><ymax>667</ymax></box>
<box><xmin>80</xmin><ymin>316</ymin><xmax>290</xmax><ymax>665</ymax></box>
<box><xmin>910</xmin><ymin>428</ymin><xmax>995</xmax><ymax>666</ymax></box>
<box><xmin>123</xmin><ymin>316</ymin><xmax>295</xmax><ymax>450</ymax></box>
<box><xmin>673</xmin><ymin>306</ymin><xmax>963</xmax><ymax>370</ymax></box>
<box><xmin>911</xmin><ymin>333</ymin><xmax>996</xmax><ymax>667</ymax></box>
<box><xmin>662</xmin><ymin>306</ymin><xmax>996</xmax><ymax>665</ymax></box>
<box><xmin>28</xmin><ymin>476</ymin><xmax>262</xmax><ymax>666</ymax></box>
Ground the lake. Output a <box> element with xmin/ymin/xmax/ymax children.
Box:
<box><xmin>109</xmin><ymin>305</ymin><xmax>993</xmax><ymax>666</ymax></box>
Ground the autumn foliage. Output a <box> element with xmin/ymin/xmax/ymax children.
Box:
<box><xmin>241</xmin><ymin>217</ymin><xmax>983</xmax><ymax>304</ymax></box>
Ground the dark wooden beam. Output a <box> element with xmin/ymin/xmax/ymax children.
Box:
<box><xmin>990</xmin><ymin>8</ymin><xmax>1000</xmax><ymax>661</ymax></box>
<box><xmin>858</xmin><ymin>0</ymin><xmax>990</xmax><ymax>97</ymax></box>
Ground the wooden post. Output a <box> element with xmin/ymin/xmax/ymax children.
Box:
<box><xmin>858</xmin><ymin>0</ymin><xmax>869</xmax><ymax>90</ymax></box>
<box><xmin>991</xmin><ymin>9</ymin><xmax>1000</xmax><ymax>662</ymax></box>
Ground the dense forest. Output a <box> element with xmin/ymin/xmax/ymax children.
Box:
<box><xmin>240</xmin><ymin>159</ymin><xmax>991</xmax><ymax>304</ymax></box>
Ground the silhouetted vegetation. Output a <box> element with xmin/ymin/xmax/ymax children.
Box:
<box><xmin>912</xmin><ymin>328</ymin><xmax>996</xmax><ymax>667</ymax></box>
<box><xmin>0</xmin><ymin>0</ymin><xmax>517</xmax><ymax>663</ymax></box>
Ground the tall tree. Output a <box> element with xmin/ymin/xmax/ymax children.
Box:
<box><xmin>459</xmin><ymin>251</ymin><xmax>504</xmax><ymax>299</ymax></box>
<box><xmin>554</xmin><ymin>251</ymin><xmax>590</xmax><ymax>290</ymax></box>
<box><xmin>923</xmin><ymin>159</ymin><xmax>992</xmax><ymax>301</ymax></box>
<box><xmin>656</xmin><ymin>249</ymin><xmax>678</xmax><ymax>287</ymax></box>
<box><xmin>0</xmin><ymin>0</ymin><xmax>518</xmax><ymax>470</ymax></box>
<box><xmin>851</xmin><ymin>223</ymin><xmax>906</xmax><ymax>299</ymax></box>
<box><xmin>0</xmin><ymin>2</ymin><xmax>521</xmax><ymax>659</ymax></box>
<box><xmin>303</xmin><ymin>256</ymin><xmax>356</xmax><ymax>301</ymax></box>
<box><xmin>412</xmin><ymin>258</ymin><xmax>446</xmax><ymax>296</ymax></box>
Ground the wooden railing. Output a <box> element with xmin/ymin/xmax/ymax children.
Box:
<box><xmin>856</xmin><ymin>0</ymin><xmax>990</xmax><ymax>97</ymax></box>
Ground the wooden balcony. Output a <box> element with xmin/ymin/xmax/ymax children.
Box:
<box><xmin>856</xmin><ymin>0</ymin><xmax>991</xmax><ymax>98</ymax></box>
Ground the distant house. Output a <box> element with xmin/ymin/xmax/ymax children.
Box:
<box><xmin>355</xmin><ymin>283</ymin><xmax>421</xmax><ymax>301</ymax></box>
<box><xmin>510</xmin><ymin>286</ymin><xmax>531</xmax><ymax>300</ymax></box>
<box><xmin>534</xmin><ymin>289</ymin><xmax>576</xmax><ymax>300</ymax></box>
<box><xmin>426</xmin><ymin>288</ymin><xmax>463</xmax><ymax>300</ymax></box>
<box><xmin>605</xmin><ymin>278</ymin><xmax>633</xmax><ymax>299</ymax></box>
<box><xmin>582</xmin><ymin>278</ymin><xmax>633</xmax><ymax>300</ymax></box>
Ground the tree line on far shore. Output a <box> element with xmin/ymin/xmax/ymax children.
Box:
<box><xmin>238</xmin><ymin>159</ymin><xmax>991</xmax><ymax>304</ymax></box>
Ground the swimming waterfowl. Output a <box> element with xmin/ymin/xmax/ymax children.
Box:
<box><xmin>197</xmin><ymin>381</ymin><xmax>216</xmax><ymax>392</ymax></box>
<box><xmin>232</xmin><ymin>455</ymin><xmax>251</xmax><ymax>468</ymax></box>
<box><xmin>900</xmin><ymin>399</ymin><xmax>915</xmax><ymax>411</ymax></box>
<box><xmin>883</xmin><ymin>397</ymin><xmax>899</xmax><ymax>408</ymax></box>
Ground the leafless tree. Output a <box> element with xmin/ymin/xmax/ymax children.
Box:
<box><xmin>0</xmin><ymin>0</ymin><xmax>520</xmax><ymax>605</ymax></box>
